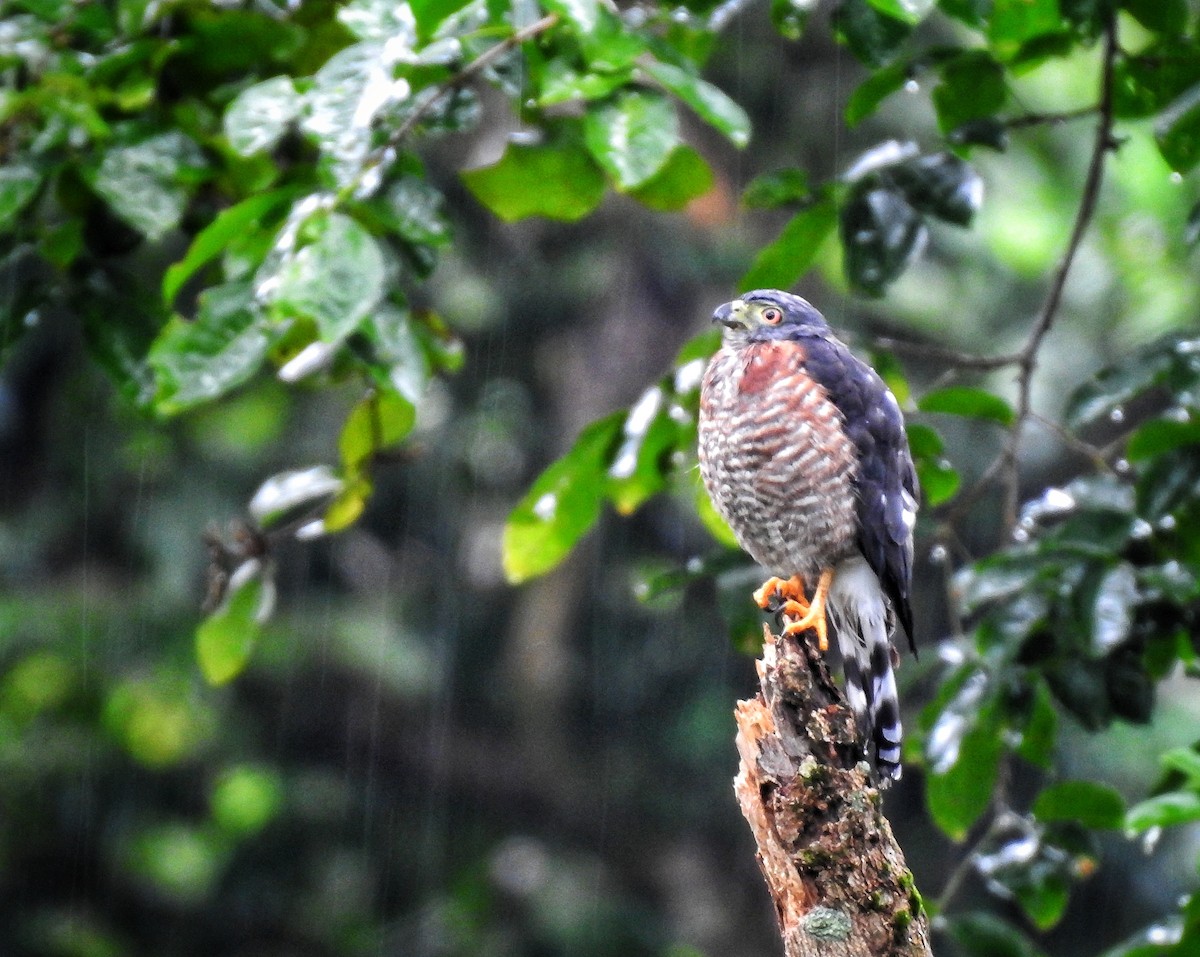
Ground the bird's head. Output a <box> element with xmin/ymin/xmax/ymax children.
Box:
<box><xmin>712</xmin><ymin>290</ymin><xmax>830</xmax><ymax>342</ymax></box>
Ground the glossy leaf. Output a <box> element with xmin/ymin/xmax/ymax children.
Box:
<box><xmin>840</xmin><ymin>186</ymin><xmax>927</xmax><ymax>296</ymax></box>
<box><xmin>503</xmin><ymin>412</ymin><xmax>623</xmax><ymax>584</ymax></box>
<box><xmin>926</xmin><ymin>716</ymin><xmax>1003</xmax><ymax>840</ymax></box>
<box><xmin>584</xmin><ymin>91</ymin><xmax>680</xmax><ymax>190</ymax></box>
<box><xmin>366</xmin><ymin>304</ymin><xmax>432</xmax><ymax>405</ymax></box>
<box><xmin>248</xmin><ymin>466</ymin><xmax>344</xmax><ymax>529</ymax></box>
<box><xmin>865</xmin><ymin>0</ymin><xmax>935</xmax><ymax>26</ymax></box>
<box><xmin>846</xmin><ymin>62</ymin><xmax>910</xmax><ymax>126</ymax></box>
<box><xmin>919</xmin><ymin>386</ymin><xmax>1015</xmax><ymax>425</ymax></box>
<box><xmin>149</xmin><ymin>283</ymin><xmax>272</xmax><ymax>415</ymax></box>
<box><xmin>463</xmin><ymin>141</ymin><xmax>606</xmax><ymax>221</ymax></box>
<box><xmin>90</xmin><ymin>132</ymin><xmax>206</xmax><ymax>240</ymax></box>
<box><xmin>739</xmin><ymin>198</ymin><xmax>837</xmax><ymax>292</ymax></box>
<box><xmin>832</xmin><ymin>0</ymin><xmax>913</xmax><ymax>68</ymax></box>
<box><xmin>1033</xmin><ymin>781</ymin><xmax>1125</xmax><ymax>828</ymax></box>
<box><xmin>1066</xmin><ymin>334</ymin><xmax>1200</xmax><ymax>429</ymax></box>
<box><xmin>196</xmin><ymin>563</ymin><xmax>268</xmax><ymax>686</ymax></box>
<box><xmin>1125</xmin><ymin>791</ymin><xmax>1200</xmax><ymax>832</ymax></box>
<box><xmin>368</xmin><ymin>177</ymin><xmax>451</xmax><ymax>248</ymax></box>
<box><xmin>540</xmin><ymin>0</ymin><xmax>600</xmax><ymax>37</ymax></box>
<box><xmin>1156</xmin><ymin>84</ymin><xmax>1200</xmax><ymax>173</ymax></box>
<box><xmin>917</xmin><ymin>457</ymin><xmax>961</xmax><ymax>506</ymax></box>
<box><xmin>269</xmin><ymin>212</ymin><xmax>387</xmax><ymax>343</ymax></box>
<box><xmin>934</xmin><ymin>51</ymin><xmax>1006</xmax><ymax>135</ymax></box>
<box><xmin>628</xmin><ymin>146</ymin><xmax>714</xmax><ymax>211</ymax></box>
<box><xmin>0</xmin><ymin>163</ymin><xmax>42</xmax><ymax>233</ymax></box>
<box><xmin>409</xmin><ymin>0</ymin><xmax>473</xmax><ymax>39</ymax></box>
<box><xmin>539</xmin><ymin>61</ymin><xmax>632</xmax><ymax>106</ymax></box>
<box><xmin>643</xmin><ymin>60</ymin><xmax>751</xmax><ymax>148</ymax></box>
<box><xmin>164</xmin><ymin>189</ymin><xmax>297</xmax><ymax>305</ymax></box>
<box><xmin>224</xmin><ymin>76</ymin><xmax>302</xmax><ymax>157</ymax></box>
<box><xmin>988</xmin><ymin>0</ymin><xmax>1062</xmax><ymax>60</ymax></box>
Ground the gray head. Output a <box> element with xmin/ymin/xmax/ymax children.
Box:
<box><xmin>711</xmin><ymin>289</ymin><xmax>831</xmax><ymax>342</ymax></box>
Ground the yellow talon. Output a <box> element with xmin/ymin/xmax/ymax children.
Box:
<box><xmin>780</xmin><ymin>567</ymin><xmax>834</xmax><ymax>652</ymax></box>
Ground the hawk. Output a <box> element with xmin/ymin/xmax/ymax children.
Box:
<box><xmin>697</xmin><ymin>290</ymin><xmax>918</xmax><ymax>782</ymax></box>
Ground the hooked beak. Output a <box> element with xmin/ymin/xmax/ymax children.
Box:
<box><xmin>713</xmin><ymin>299</ymin><xmax>747</xmax><ymax>329</ymax></box>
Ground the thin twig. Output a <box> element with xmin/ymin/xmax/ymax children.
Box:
<box><xmin>875</xmin><ymin>336</ymin><xmax>1023</xmax><ymax>372</ymax></box>
<box><xmin>1029</xmin><ymin>411</ymin><xmax>1115</xmax><ymax>472</ymax></box>
<box><xmin>1004</xmin><ymin>106</ymin><xmax>1100</xmax><ymax>129</ymax></box>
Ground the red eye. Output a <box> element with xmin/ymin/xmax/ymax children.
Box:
<box><xmin>762</xmin><ymin>307</ymin><xmax>783</xmax><ymax>325</ymax></box>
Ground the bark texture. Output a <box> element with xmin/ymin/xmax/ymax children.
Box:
<box><xmin>734</xmin><ymin>625</ymin><xmax>932</xmax><ymax>957</ymax></box>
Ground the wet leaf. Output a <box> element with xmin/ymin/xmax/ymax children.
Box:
<box><xmin>408</xmin><ymin>0</ymin><xmax>471</xmax><ymax>39</ymax></box>
<box><xmin>832</xmin><ymin>0</ymin><xmax>913</xmax><ymax>68</ymax></box>
<box><xmin>1156</xmin><ymin>84</ymin><xmax>1200</xmax><ymax>173</ymax></box>
<box><xmin>846</xmin><ymin>61</ymin><xmax>910</xmax><ymax>126</ymax></box>
<box><xmin>90</xmin><ymin>131</ymin><xmax>206</xmax><ymax>240</ymax></box>
<box><xmin>1016</xmin><ymin>680</ymin><xmax>1057</xmax><ymax>769</ymax></box>
<box><xmin>919</xmin><ymin>386</ymin><xmax>1015</xmax><ymax>425</ymax></box>
<box><xmin>865</xmin><ymin>0</ymin><xmax>935</xmax><ymax>26</ymax></box>
<box><xmin>366</xmin><ymin>304</ymin><xmax>431</xmax><ymax>404</ymax></box>
<box><xmin>540</xmin><ymin>0</ymin><xmax>599</xmax><ymax>37</ymax></box>
<box><xmin>339</xmin><ymin>389</ymin><xmax>416</xmax><ymax>475</ymax></box>
<box><xmin>584</xmin><ymin>91</ymin><xmax>679</xmax><ymax>190</ymax></box>
<box><xmin>0</xmin><ymin>163</ymin><xmax>42</xmax><ymax>233</ymax></box>
<box><xmin>503</xmin><ymin>412</ymin><xmax>623</xmax><ymax>584</ymax></box>
<box><xmin>739</xmin><ymin>198</ymin><xmax>837</xmax><ymax>292</ymax></box>
<box><xmin>269</xmin><ymin>212</ymin><xmax>387</xmax><ymax>343</ymax></box>
<box><xmin>1125</xmin><ymin>790</ymin><xmax>1200</xmax><ymax>832</ymax></box>
<box><xmin>224</xmin><ymin>76</ymin><xmax>302</xmax><ymax>157</ymax></box>
<box><xmin>742</xmin><ymin>168</ymin><xmax>810</xmax><ymax>209</ymax></box>
<box><xmin>1092</xmin><ymin>562</ymin><xmax>1138</xmax><ymax>655</ymax></box>
<box><xmin>196</xmin><ymin>563</ymin><xmax>268</xmax><ymax>686</ymax></box>
<box><xmin>149</xmin><ymin>282</ymin><xmax>273</xmax><ymax>415</ymax></box>
<box><xmin>926</xmin><ymin>709</ymin><xmax>1003</xmax><ymax>840</ymax></box>
<box><xmin>916</xmin><ymin>457</ymin><xmax>960</xmax><ymax>505</ymax></box>
<box><xmin>1033</xmin><ymin>781</ymin><xmax>1126</xmax><ymax>828</ymax></box>
<box><xmin>1065</xmin><ymin>333</ymin><xmax>1200</xmax><ymax>429</ymax></box>
<box><xmin>933</xmin><ymin>50</ymin><xmax>1006</xmax><ymax>134</ymax></box>
<box><xmin>628</xmin><ymin>145</ymin><xmax>713</xmax><ymax>211</ymax></box>
<box><xmin>368</xmin><ymin>177</ymin><xmax>451</xmax><ymax>247</ymax></box>
<box><xmin>323</xmin><ymin>476</ymin><xmax>372</xmax><ymax>533</ymax></box>
<box><xmin>643</xmin><ymin>60</ymin><xmax>751</xmax><ymax>148</ymax></box>
<box><xmin>539</xmin><ymin>61</ymin><xmax>632</xmax><ymax>105</ymax></box>
<box><xmin>462</xmin><ymin>140</ymin><xmax>606</xmax><ymax>221</ymax></box>
<box><xmin>248</xmin><ymin>466</ymin><xmax>344</xmax><ymax>529</ymax></box>
<box><xmin>164</xmin><ymin>189</ymin><xmax>298</xmax><ymax>305</ymax></box>
<box><xmin>841</xmin><ymin>186</ymin><xmax>927</xmax><ymax>296</ymax></box>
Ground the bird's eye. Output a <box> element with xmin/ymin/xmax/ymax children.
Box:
<box><xmin>762</xmin><ymin>307</ymin><xmax>783</xmax><ymax>325</ymax></box>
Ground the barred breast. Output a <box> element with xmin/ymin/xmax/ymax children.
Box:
<box><xmin>698</xmin><ymin>339</ymin><xmax>860</xmax><ymax>577</ymax></box>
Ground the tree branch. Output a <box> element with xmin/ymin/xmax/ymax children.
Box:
<box><xmin>733</xmin><ymin>625</ymin><xmax>932</xmax><ymax>957</ymax></box>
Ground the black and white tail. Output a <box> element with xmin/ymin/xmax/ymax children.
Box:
<box><xmin>827</xmin><ymin>557</ymin><xmax>904</xmax><ymax>784</ymax></box>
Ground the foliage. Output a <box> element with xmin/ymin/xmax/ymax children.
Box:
<box><xmin>2</xmin><ymin>0</ymin><xmax>1200</xmax><ymax>955</ymax></box>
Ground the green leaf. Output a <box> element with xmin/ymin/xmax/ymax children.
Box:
<box><xmin>539</xmin><ymin>60</ymin><xmax>631</xmax><ymax>106</ymax></box>
<box><xmin>462</xmin><ymin>140</ymin><xmax>606</xmax><ymax>221</ymax></box>
<box><xmin>934</xmin><ymin>51</ymin><xmax>1006</xmax><ymax>134</ymax></box>
<box><xmin>917</xmin><ymin>457</ymin><xmax>960</xmax><ymax>505</ymax></box>
<box><xmin>579</xmin><ymin>9</ymin><xmax>647</xmax><ymax>70</ymax></box>
<box><xmin>865</xmin><ymin>0</ymin><xmax>935</xmax><ymax>25</ymax></box>
<box><xmin>832</xmin><ymin>0</ymin><xmax>913</xmax><ymax>68</ymax></box>
<box><xmin>1125</xmin><ymin>790</ymin><xmax>1200</xmax><ymax>832</ymax></box>
<box><xmin>840</xmin><ymin>186</ymin><xmax>927</xmax><ymax>296</ymax></box>
<box><xmin>919</xmin><ymin>386</ymin><xmax>1015</xmax><ymax>425</ymax></box>
<box><xmin>1128</xmin><ymin>418</ymin><xmax>1200</xmax><ymax>462</ymax></box>
<box><xmin>1121</xmin><ymin>0</ymin><xmax>1187</xmax><ymax>34</ymax></box>
<box><xmin>366</xmin><ymin>304</ymin><xmax>432</xmax><ymax>404</ymax></box>
<box><xmin>988</xmin><ymin>0</ymin><xmax>1063</xmax><ymax>60</ymax></box>
<box><xmin>1162</xmin><ymin>747</ymin><xmax>1200</xmax><ymax>787</ymax></box>
<box><xmin>367</xmin><ymin>177</ymin><xmax>451</xmax><ymax>247</ymax></box>
<box><xmin>164</xmin><ymin>189</ymin><xmax>298</xmax><ymax>305</ymax></box>
<box><xmin>339</xmin><ymin>389</ymin><xmax>416</xmax><ymax>475</ymax></box>
<box><xmin>409</xmin><ymin>0</ymin><xmax>472</xmax><ymax>39</ymax></box>
<box><xmin>926</xmin><ymin>719</ymin><xmax>1003</xmax><ymax>840</ymax></box>
<box><xmin>1156</xmin><ymin>84</ymin><xmax>1200</xmax><ymax>173</ymax></box>
<box><xmin>770</xmin><ymin>0</ymin><xmax>817</xmax><ymax>40</ymax></box>
<box><xmin>742</xmin><ymin>168</ymin><xmax>810</xmax><ymax>209</ymax></box>
<box><xmin>1112</xmin><ymin>41</ymin><xmax>1200</xmax><ymax>120</ymax></box>
<box><xmin>540</xmin><ymin>0</ymin><xmax>599</xmax><ymax>36</ymax></box>
<box><xmin>1033</xmin><ymin>781</ymin><xmax>1126</xmax><ymax>828</ymax></box>
<box><xmin>224</xmin><ymin>76</ymin><xmax>302</xmax><ymax>157</ymax></box>
<box><xmin>269</xmin><ymin>212</ymin><xmax>387</xmax><ymax>343</ymax></box>
<box><xmin>846</xmin><ymin>61</ymin><xmax>910</xmax><ymax>126</ymax></box>
<box><xmin>196</xmin><ymin>564</ymin><xmax>268</xmax><ymax>686</ymax></box>
<box><xmin>90</xmin><ymin>131</ymin><xmax>206</xmax><ymax>240</ymax></box>
<box><xmin>0</xmin><ymin>163</ymin><xmax>42</xmax><ymax>233</ymax></box>
<box><xmin>584</xmin><ymin>91</ymin><xmax>680</xmax><ymax>190</ymax></box>
<box><xmin>249</xmin><ymin>466</ymin><xmax>343</xmax><ymax>529</ymax></box>
<box><xmin>628</xmin><ymin>145</ymin><xmax>713</xmax><ymax>211</ymax></box>
<box><xmin>1065</xmin><ymin>334</ymin><xmax>1200</xmax><ymax>429</ymax></box>
<box><xmin>1016</xmin><ymin>680</ymin><xmax>1057</xmax><ymax>769</ymax></box>
<box><xmin>322</xmin><ymin>476</ymin><xmax>372</xmax><ymax>534</ymax></box>
<box><xmin>149</xmin><ymin>282</ymin><xmax>273</xmax><ymax>415</ymax></box>
<box><xmin>503</xmin><ymin>412</ymin><xmax>623</xmax><ymax>584</ymax></box>
<box><xmin>938</xmin><ymin>0</ymin><xmax>988</xmax><ymax>26</ymax></box>
<box><xmin>738</xmin><ymin>198</ymin><xmax>837</xmax><ymax>292</ymax></box>
<box><xmin>642</xmin><ymin>60</ymin><xmax>751</xmax><ymax>149</ymax></box>
<box><xmin>943</xmin><ymin>913</ymin><xmax>1044</xmax><ymax>957</ymax></box>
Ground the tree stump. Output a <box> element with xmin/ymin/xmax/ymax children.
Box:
<box><xmin>733</xmin><ymin>625</ymin><xmax>932</xmax><ymax>957</ymax></box>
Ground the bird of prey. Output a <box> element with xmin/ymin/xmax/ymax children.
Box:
<box><xmin>697</xmin><ymin>289</ymin><xmax>918</xmax><ymax>782</ymax></box>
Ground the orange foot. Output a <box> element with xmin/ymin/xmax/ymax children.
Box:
<box><xmin>753</xmin><ymin>574</ymin><xmax>806</xmax><ymax>611</ymax></box>
<box><xmin>781</xmin><ymin>567</ymin><xmax>834</xmax><ymax>652</ymax></box>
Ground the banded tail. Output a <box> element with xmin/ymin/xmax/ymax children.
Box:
<box><xmin>827</xmin><ymin>557</ymin><xmax>904</xmax><ymax>784</ymax></box>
